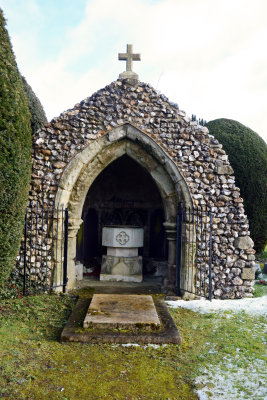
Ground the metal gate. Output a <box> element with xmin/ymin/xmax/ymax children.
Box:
<box><xmin>176</xmin><ymin>207</ymin><xmax>213</xmax><ymax>300</ymax></box>
<box><xmin>17</xmin><ymin>202</ymin><xmax>69</xmax><ymax>295</ymax></box>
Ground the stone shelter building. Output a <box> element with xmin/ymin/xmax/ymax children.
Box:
<box><xmin>26</xmin><ymin>46</ymin><xmax>255</xmax><ymax>299</ymax></box>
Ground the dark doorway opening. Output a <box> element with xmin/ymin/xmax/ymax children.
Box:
<box><xmin>76</xmin><ymin>155</ymin><xmax>168</xmax><ymax>281</ymax></box>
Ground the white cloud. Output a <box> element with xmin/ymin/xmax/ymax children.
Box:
<box><xmin>1</xmin><ymin>0</ymin><xmax>266</xmax><ymax>140</ymax></box>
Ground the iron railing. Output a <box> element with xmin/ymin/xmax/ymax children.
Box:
<box><xmin>17</xmin><ymin>203</ymin><xmax>213</xmax><ymax>298</ymax></box>
<box><xmin>16</xmin><ymin>202</ymin><xmax>69</xmax><ymax>295</ymax></box>
<box><xmin>176</xmin><ymin>207</ymin><xmax>213</xmax><ymax>300</ymax></box>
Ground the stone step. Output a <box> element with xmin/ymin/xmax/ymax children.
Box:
<box><xmin>83</xmin><ymin>294</ymin><xmax>161</xmax><ymax>330</ymax></box>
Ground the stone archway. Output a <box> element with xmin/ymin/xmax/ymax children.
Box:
<box><xmin>54</xmin><ymin>124</ymin><xmax>193</xmax><ymax>289</ymax></box>
<box><xmin>78</xmin><ymin>155</ymin><xmax>168</xmax><ymax>278</ymax></box>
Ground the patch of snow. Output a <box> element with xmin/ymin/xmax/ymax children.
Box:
<box><xmin>195</xmin><ymin>358</ymin><xmax>267</xmax><ymax>400</ymax></box>
<box><xmin>167</xmin><ymin>296</ymin><xmax>267</xmax><ymax>399</ymax></box>
<box><xmin>112</xmin><ymin>343</ymin><xmax>167</xmax><ymax>349</ymax></box>
<box><xmin>197</xmin><ymin>391</ymin><xmax>209</xmax><ymax>400</ymax></box>
<box><xmin>145</xmin><ymin>344</ymin><xmax>167</xmax><ymax>349</ymax></box>
<box><xmin>166</xmin><ymin>296</ymin><xmax>267</xmax><ymax>316</ymax></box>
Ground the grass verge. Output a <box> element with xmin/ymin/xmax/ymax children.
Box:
<box><xmin>0</xmin><ymin>293</ymin><xmax>266</xmax><ymax>399</ymax></box>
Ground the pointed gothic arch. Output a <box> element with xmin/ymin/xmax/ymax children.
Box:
<box><xmin>53</xmin><ymin>124</ymin><xmax>192</xmax><ymax>288</ymax></box>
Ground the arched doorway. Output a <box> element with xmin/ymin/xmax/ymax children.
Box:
<box><xmin>76</xmin><ymin>155</ymin><xmax>168</xmax><ymax>281</ymax></box>
<box><xmin>54</xmin><ymin>124</ymin><xmax>193</xmax><ymax>290</ymax></box>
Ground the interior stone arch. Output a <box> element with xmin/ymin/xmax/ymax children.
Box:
<box><xmin>78</xmin><ymin>155</ymin><xmax>168</xmax><ymax>278</ymax></box>
<box><xmin>53</xmin><ymin>124</ymin><xmax>193</xmax><ymax>289</ymax></box>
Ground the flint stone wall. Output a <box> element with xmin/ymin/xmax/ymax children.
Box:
<box><xmin>28</xmin><ymin>79</ymin><xmax>255</xmax><ymax>299</ymax></box>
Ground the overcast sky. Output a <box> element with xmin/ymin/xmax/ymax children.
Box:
<box><xmin>1</xmin><ymin>0</ymin><xmax>266</xmax><ymax>142</ymax></box>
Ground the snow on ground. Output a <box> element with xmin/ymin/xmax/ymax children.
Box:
<box><xmin>167</xmin><ymin>296</ymin><xmax>267</xmax><ymax>400</ymax></box>
<box><xmin>196</xmin><ymin>358</ymin><xmax>267</xmax><ymax>400</ymax></box>
<box><xmin>166</xmin><ymin>295</ymin><xmax>267</xmax><ymax>316</ymax></box>
<box><xmin>112</xmin><ymin>343</ymin><xmax>167</xmax><ymax>349</ymax></box>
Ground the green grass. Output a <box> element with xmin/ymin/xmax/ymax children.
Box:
<box><xmin>253</xmin><ymin>278</ymin><xmax>267</xmax><ymax>297</ymax></box>
<box><xmin>0</xmin><ymin>294</ymin><xmax>204</xmax><ymax>399</ymax></box>
<box><xmin>0</xmin><ymin>293</ymin><xmax>266</xmax><ymax>399</ymax></box>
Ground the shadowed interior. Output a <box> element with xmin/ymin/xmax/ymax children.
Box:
<box><xmin>76</xmin><ymin>155</ymin><xmax>168</xmax><ymax>279</ymax></box>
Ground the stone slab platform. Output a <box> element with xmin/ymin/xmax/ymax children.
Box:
<box><xmin>61</xmin><ymin>295</ymin><xmax>181</xmax><ymax>344</ymax></box>
<box><xmin>76</xmin><ymin>278</ymin><xmax>163</xmax><ymax>294</ymax></box>
<box><xmin>83</xmin><ymin>294</ymin><xmax>160</xmax><ymax>329</ymax></box>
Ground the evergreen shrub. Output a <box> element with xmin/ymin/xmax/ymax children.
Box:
<box><xmin>0</xmin><ymin>9</ymin><xmax>32</xmax><ymax>287</ymax></box>
<box><xmin>207</xmin><ymin>118</ymin><xmax>267</xmax><ymax>253</ymax></box>
<box><xmin>21</xmin><ymin>75</ymin><xmax>47</xmax><ymax>134</ymax></box>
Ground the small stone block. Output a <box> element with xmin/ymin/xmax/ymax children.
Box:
<box><xmin>234</xmin><ymin>236</ymin><xmax>254</xmax><ymax>250</ymax></box>
<box><xmin>107</xmin><ymin>247</ymin><xmax>138</xmax><ymax>257</ymax></box>
<box><xmin>215</xmin><ymin>163</ymin><xmax>234</xmax><ymax>175</ymax></box>
<box><xmin>241</xmin><ymin>267</ymin><xmax>255</xmax><ymax>280</ymax></box>
<box><xmin>83</xmin><ymin>294</ymin><xmax>160</xmax><ymax>329</ymax></box>
<box><xmin>100</xmin><ymin>274</ymin><xmax>142</xmax><ymax>283</ymax></box>
<box><xmin>100</xmin><ymin>255</ymin><xmax>143</xmax><ymax>282</ymax></box>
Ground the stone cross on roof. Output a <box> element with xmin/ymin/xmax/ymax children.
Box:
<box><xmin>118</xmin><ymin>44</ymin><xmax>141</xmax><ymax>81</ymax></box>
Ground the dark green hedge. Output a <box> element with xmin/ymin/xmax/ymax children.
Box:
<box><xmin>206</xmin><ymin>118</ymin><xmax>267</xmax><ymax>253</ymax></box>
<box><xmin>0</xmin><ymin>10</ymin><xmax>32</xmax><ymax>287</ymax></box>
<box><xmin>21</xmin><ymin>75</ymin><xmax>47</xmax><ymax>134</ymax></box>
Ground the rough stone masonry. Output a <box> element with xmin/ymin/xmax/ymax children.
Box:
<box><xmin>25</xmin><ymin>69</ymin><xmax>255</xmax><ymax>299</ymax></box>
